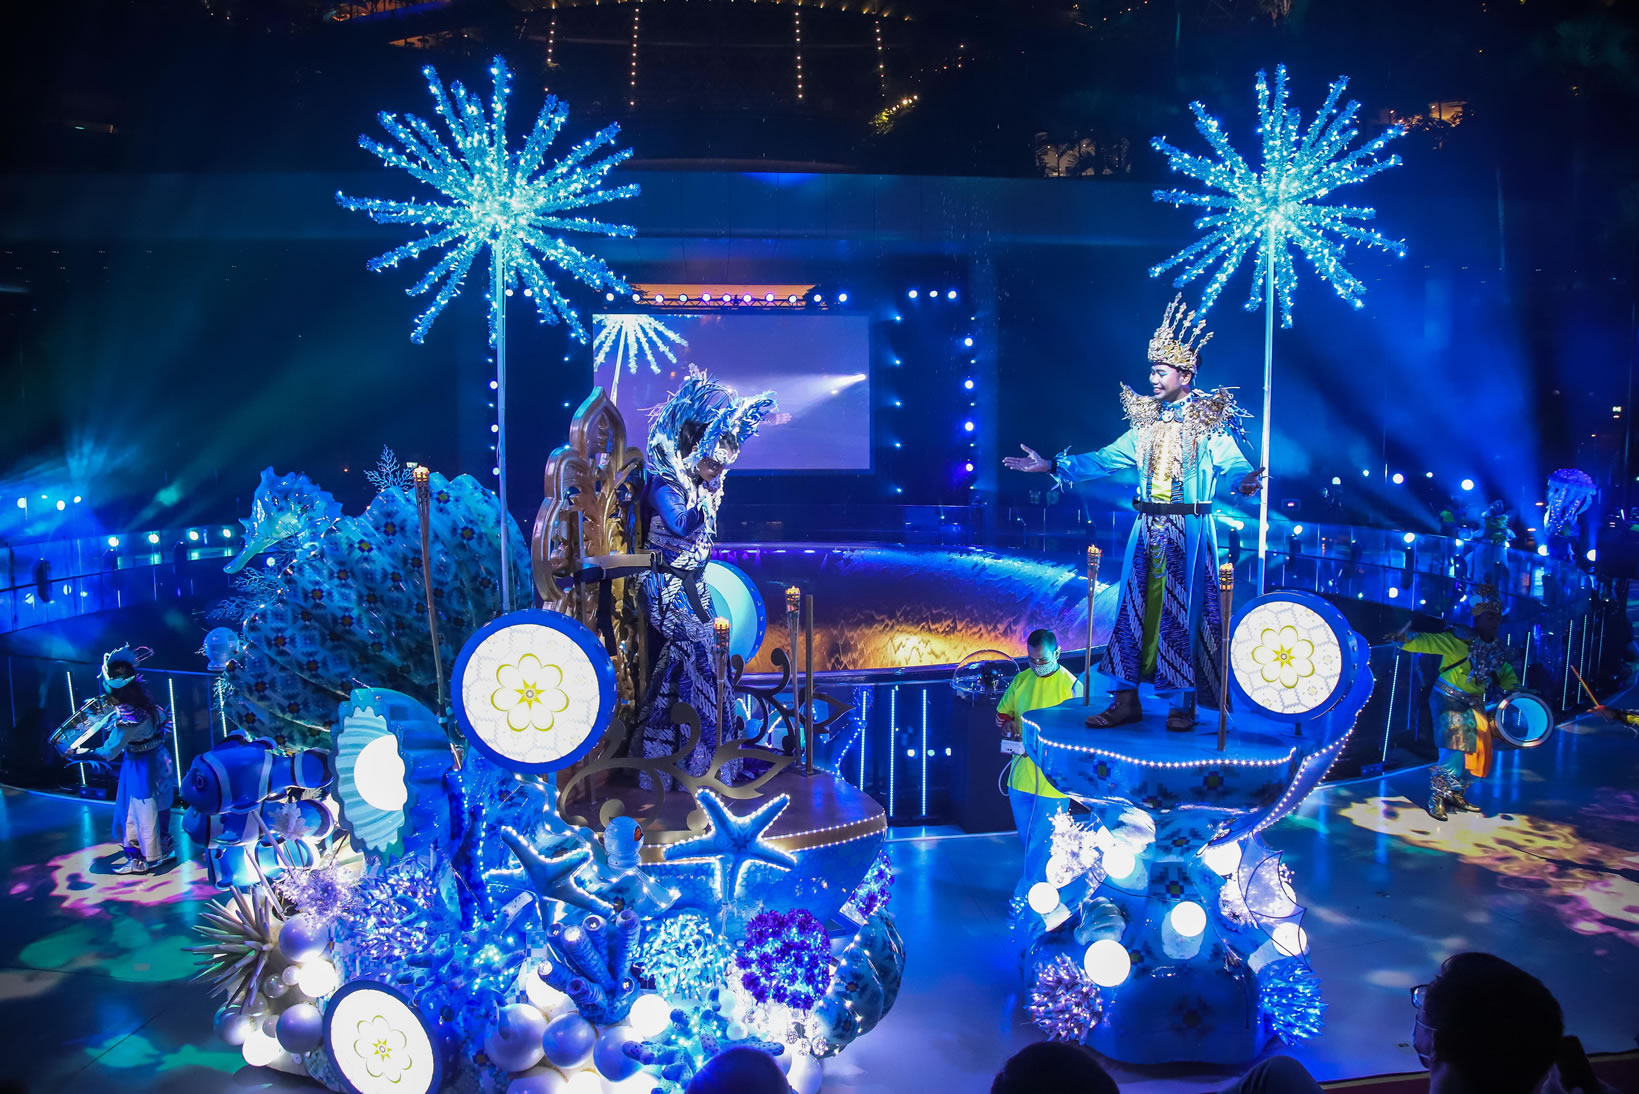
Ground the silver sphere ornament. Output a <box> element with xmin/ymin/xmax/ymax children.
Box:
<box><xmin>277</xmin><ymin>916</ymin><xmax>331</xmax><ymax>964</ymax></box>
<box><xmin>486</xmin><ymin>1003</ymin><xmax>549</xmax><ymax>1073</ymax></box>
<box><xmin>540</xmin><ymin>1013</ymin><xmax>597</xmax><ymax>1070</ymax></box>
<box><xmin>215</xmin><ymin>1007</ymin><xmax>254</xmax><ymax>1046</ymax></box>
<box><xmin>592</xmin><ymin>1026</ymin><xmax>641</xmax><ymax>1081</ymax></box>
<box><xmin>275</xmin><ymin>1002</ymin><xmax>324</xmax><ymax>1053</ymax></box>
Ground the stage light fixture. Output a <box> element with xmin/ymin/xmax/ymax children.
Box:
<box><xmin>963</xmin><ymin>421</ymin><xmax>974</xmax><ymax>432</ymax></box>
<box><xmin>605</xmin><ymin>292</ymin><xmax>614</xmax><ymax>301</ymax></box>
<box><xmin>1402</xmin><ymin>532</ymin><xmax>1415</xmax><ymax>544</ymax></box>
<box><xmin>1537</xmin><ymin>544</ymin><xmax>1549</xmax><ymax>557</ymax></box>
<box><xmin>764</xmin><ymin>293</ymin><xmax>775</xmax><ymax>302</ymax></box>
<box><xmin>1330</xmin><ymin>477</ymin><xmax>1340</xmax><ymax>485</ymax></box>
<box><xmin>892</xmin><ymin>485</ymin><xmax>903</xmax><ymax>494</ymax></box>
<box><xmin>678</xmin><ymin>294</ymin><xmax>688</xmax><ymax>303</ymax></box>
<box><xmin>964</xmin><ymin>379</ymin><xmax>974</xmax><ymax>390</ymax></box>
<box><xmin>892</xmin><ymin>399</ymin><xmax>903</xmax><ymax>407</ymax></box>
<box><xmin>947</xmin><ymin>290</ymin><xmax>957</xmax><ymax>300</ymax></box>
<box><xmin>837</xmin><ymin>293</ymin><xmax>849</xmax><ymax>302</ymax></box>
<box><xmin>741</xmin><ymin>294</ymin><xmax>752</xmax><ymax>304</ymax></box>
<box><xmin>1425</xmin><ymin>471</ymin><xmax>1433</xmax><ymax>478</ymax></box>
<box><xmin>106</xmin><ymin>537</ymin><xmax>119</xmax><ymax>548</ymax></box>
<box><xmin>1587</xmin><ymin>548</ymin><xmax>1597</xmax><ymax>562</ymax></box>
<box><xmin>73</xmin><ymin>495</ymin><xmax>82</xmax><ymax>503</ymax></box>
<box><xmin>813</xmin><ymin>294</ymin><xmax>823</xmax><ymax>302</ymax></box>
<box><xmin>188</xmin><ymin>530</ymin><xmax>200</xmax><ymax>541</ymax></box>
<box><xmin>962</xmin><ymin>336</ymin><xmax>974</xmax><ymax>348</ymax></box>
<box><xmin>787</xmin><ymin>295</ymin><xmax>797</xmax><ymax>304</ymax></box>
<box><xmin>1461</xmin><ymin>479</ymin><xmax>1474</xmax><ymax>491</ymax></box>
<box><xmin>964</xmin><ymin>462</ymin><xmax>974</xmax><ymax>472</ymax></box>
<box><xmin>908</xmin><ymin>289</ymin><xmax>918</xmax><ymax>299</ymax></box>
<box><xmin>1388</xmin><ymin>587</ymin><xmax>1399</xmax><ymax>599</ymax></box>
<box><xmin>147</xmin><ymin>533</ymin><xmax>160</xmax><ymax>545</ymax></box>
<box><xmin>1392</xmin><ymin>473</ymin><xmax>1404</xmax><ymax>484</ymax></box>
<box><xmin>702</xmin><ymin>293</ymin><xmax>712</xmax><ymax>302</ymax></box>
<box><xmin>1292</xmin><ymin>525</ymin><xmax>1303</xmax><ymax>536</ymax></box>
<box><xmin>55</xmin><ymin>500</ymin><xmax>65</xmax><ymax>511</ymax></box>
<box><xmin>222</xmin><ymin>528</ymin><xmax>233</xmax><ymax>538</ymax></box>
<box><xmin>1361</xmin><ymin>469</ymin><xmax>1370</xmax><ymax>477</ymax></box>
<box><xmin>489</xmin><ymin>380</ymin><xmax>498</xmax><ymax>390</ymax></box>
<box><xmin>13</xmin><ymin>498</ymin><xmax>23</xmax><ymax>509</ymax></box>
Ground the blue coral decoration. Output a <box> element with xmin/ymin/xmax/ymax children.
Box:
<box><xmin>733</xmin><ymin>909</ymin><xmax>831</xmax><ymax>1013</ymax></box>
<box><xmin>539</xmin><ymin>910</ymin><xmax>643</xmax><ymax>1023</ymax></box>
<box><xmin>622</xmin><ymin>992</ymin><xmax>785</xmax><ymax>1090</ymax></box>
<box><xmin>1259</xmin><ymin>957</ymin><xmax>1326</xmax><ymax>1043</ymax></box>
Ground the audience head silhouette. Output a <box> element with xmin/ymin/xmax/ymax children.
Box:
<box><xmin>1419</xmin><ymin>952</ymin><xmax>1563</xmax><ymax>1094</ymax></box>
<box><xmin>685</xmin><ymin>1046</ymin><xmax>791</xmax><ymax>1094</ymax></box>
<box><xmin>992</xmin><ymin>1041</ymin><xmax>1120</xmax><ymax>1094</ymax></box>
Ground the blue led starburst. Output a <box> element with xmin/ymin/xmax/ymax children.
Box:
<box><xmin>1149</xmin><ymin>65</ymin><xmax>1407</xmax><ymax>329</ymax></box>
<box><xmin>337</xmin><ymin>56</ymin><xmax>638</xmax><ymax>345</ymax></box>
<box><xmin>594</xmin><ymin>314</ymin><xmax>689</xmax><ymax>387</ymax></box>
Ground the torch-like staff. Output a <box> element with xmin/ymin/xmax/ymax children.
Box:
<box><xmin>804</xmin><ymin>593</ymin><xmax>816</xmax><ymax>777</ymax></box>
<box><xmin>713</xmin><ymin>617</ymin><xmax>732</xmax><ymax>743</ymax></box>
<box><xmin>1085</xmin><ymin>546</ymin><xmax>1102</xmax><ymax>704</ymax></box>
<box><xmin>1217</xmin><ymin>562</ymin><xmax>1235</xmax><ymax>751</ymax></box>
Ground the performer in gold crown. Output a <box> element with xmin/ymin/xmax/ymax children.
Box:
<box><xmin>1006</xmin><ymin>296</ymin><xmax>1263</xmax><ymax>731</ymax></box>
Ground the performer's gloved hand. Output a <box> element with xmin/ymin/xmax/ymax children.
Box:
<box><xmin>1237</xmin><ymin>467</ymin><xmax>1266</xmax><ymax>496</ymax></box>
<box><xmin>1003</xmin><ymin>445</ymin><xmax>1051</xmax><ymax>474</ymax></box>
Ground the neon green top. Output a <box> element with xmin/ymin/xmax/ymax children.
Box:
<box><xmin>1401</xmin><ymin>631</ymin><xmax>1519</xmax><ymax>695</ymax></box>
<box><xmin>997</xmin><ymin>665</ymin><xmax>1080</xmax><ymax>797</ymax></box>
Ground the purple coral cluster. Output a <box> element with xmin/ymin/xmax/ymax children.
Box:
<box><xmin>733</xmin><ymin>909</ymin><xmax>831</xmax><ymax>1012</ymax></box>
<box><xmin>845</xmin><ymin>851</ymin><xmax>895</xmax><ymax>920</ymax></box>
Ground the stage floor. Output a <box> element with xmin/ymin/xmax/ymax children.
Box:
<box><xmin>2</xmin><ymin>715</ymin><xmax>1635</xmax><ymax>1093</ymax></box>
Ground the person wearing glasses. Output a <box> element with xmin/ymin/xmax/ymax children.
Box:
<box><xmin>1217</xmin><ymin>952</ymin><xmax>1605</xmax><ymax>1094</ymax></box>
<box><xmin>994</xmin><ymin>628</ymin><xmax>1081</xmax><ymax>915</ymax></box>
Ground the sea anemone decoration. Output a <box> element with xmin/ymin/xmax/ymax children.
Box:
<box><xmin>1259</xmin><ymin>957</ymin><xmax>1326</xmax><ymax>1043</ymax></box>
<box><xmin>734</xmin><ymin>909</ymin><xmax>831</xmax><ymax>1013</ymax></box>
<box><xmin>1027</xmin><ymin>955</ymin><xmax>1105</xmax><ymax>1043</ymax></box>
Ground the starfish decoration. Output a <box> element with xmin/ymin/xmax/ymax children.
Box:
<box><xmin>493</xmin><ymin>827</ymin><xmax>614</xmax><ymax>918</ymax></box>
<box><xmin>664</xmin><ymin>790</ymin><xmax>797</xmax><ymax>901</ymax></box>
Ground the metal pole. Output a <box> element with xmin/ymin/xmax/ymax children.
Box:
<box><xmin>714</xmin><ymin>617</ymin><xmax>731</xmax><ymax>743</ymax></box>
<box><xmin>414</xmin><ymin>467</ymin><xmax>448</xmax><ymax>714</ymax></box>
<box><xmin>1085</xmin><ymin>545</ymin><xmax>1101</xmax><ymax>704</ymax></box>
<box><xmin>804</xmin><ymin>593</ymin><xmax>816</xmax><ymax>776</ymax></box>
<box><xmin>493</xmin><ymin>253</ymin><xmax>512</xmax><ymax>615</ymax></box>
<box><xmin>1257</xmin><ymin>231</ymin><xmax>1275</xmax><ymax>595</ymax></box>
<box><xmin>786</xmin><ymin>586</ymin><xmax>801</xmax><ymax>754</ymax></box>
<box><xmin>1218</xmin><ymin>562</ymin><xmax>1235</xmax><ymax>751</ymax></box>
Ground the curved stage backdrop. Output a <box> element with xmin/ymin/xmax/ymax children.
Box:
<box><xmin>714</xmin><ymin>544</ymin><xmax>1120</xmax><ymax>674</ymax></box>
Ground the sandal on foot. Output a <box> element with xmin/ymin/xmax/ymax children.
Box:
<box><xmin>1085</xmin><ymin>705</ymin><xmax>1142</xmax><ymax>729</ymax></box>
<box><xmin>1166</xmin><ymin>707</ymin><xmax>1197</xmax><ymax>731</ymax></box>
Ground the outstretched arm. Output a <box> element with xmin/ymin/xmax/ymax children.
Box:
<box><xmin>1005</xmin><ymin>431</ymin><xmax>1140</xmax><ymax>488</ymax></box>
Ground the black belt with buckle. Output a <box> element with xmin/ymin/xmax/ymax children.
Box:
<box><xmin>1133</xmin><ymin>500</ymin><xmax>1212</xmax><ymax>516</ymax></box>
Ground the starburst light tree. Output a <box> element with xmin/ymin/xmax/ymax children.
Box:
<box><xmin>338</xmin><ymin>56</ymin><xmax>639</xmax><ymax>612</ymax></box>
<box><xmin>1149</xmin><ymin>65</ymin><xmax>1407</xmax><ymax>591</ymax></box>
<box><xmin>593</xmin><ymin>314</ymin><xmax>689</xmax><ymax>403</ymax></box>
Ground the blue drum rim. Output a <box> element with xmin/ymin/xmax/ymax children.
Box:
<box><xmin>1492</xmin><ymin>690</ymin><xmax>1555</xmax><ymax>749</ymax></box>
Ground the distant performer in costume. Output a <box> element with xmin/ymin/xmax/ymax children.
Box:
<box><xmin>1005</xmin><ymin>296</ymin><xmax>1263</xmax><ymax>731</ymax></box>
<box><xmin>1390</xmin><ymin>585</ymin><xmax>1519</xmax><ymax>821</ymax></box>
<box><xmin>81</xmin><ymin>646</ymin><xmax>176</xmax><ymax>874</ymax></box>
<box><xmin>636</xmin><ymin>366</ymin><xmax>775</xmax><ymax>785</ymax></box>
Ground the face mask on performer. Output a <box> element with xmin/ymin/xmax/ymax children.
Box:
<box><xmin>1027</xmin><ymin>641</ymin><xmax>1060</xmax><ymax>677</ymax></box>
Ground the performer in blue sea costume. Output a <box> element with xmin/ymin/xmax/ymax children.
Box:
<box><xmin>636</xmin><ymin>366</ymin><xmax>775</xmax><ymax>784</ymax></box>
<box><xmin>85</xmin><ymin>646</ymin><xmax>177</xmax><ymax>874</ymax></box>
<box><xmin>1007</xmin><ymin>296</ymin><xmax>1263</xmax><ymax>730</ymax></box>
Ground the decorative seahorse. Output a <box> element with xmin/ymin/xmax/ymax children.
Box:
<box><xmin>219</xmin><ymin>465</ymin><xmax>529</xmax><ymax>747</ymax></box>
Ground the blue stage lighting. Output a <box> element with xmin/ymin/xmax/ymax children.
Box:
<box><xmin>838</xmin><ymin>292</ymin><xmax>848</xmax><ymax>303</ymax></box>
<box><xmin>1403</xmin><ymin>532</ymin><xmax>1416</xmax><ymax>544</ymax></box>
<box><xmin>1537</xmin><ymin>544</ymin><xmax>1549</xmax><ymax>557</ymax></box>
<box><xmin>1425</xmin><ymin>471</ymin><xmax>1433</xmax><ymax>478</ymax></box>
<box><xmin>222</xmin><ymin>528</ymin><xmax>233</xmax><ymax>538</ymax></box>
<box><xmin>964</xmin><ymin>379</ymin><xmax>975</xmax><ymax>390</ymax></box>
<box><xmin>963</xmin><ymin>421</ymin><xmax>975</xmax><ymax>432</ymax></box>
<box><xmin>73</xmin><ymin>496</ymin><xmax>82</xmax><ymax>503</ymax></box>
<box><xmin>1361</xmin><ymin>469</ymin><xmax>1370</xmax><ymax>477</ymax></box>
<box><xmin>1586</xmin><ymin>548</ymin><xmax>1597</xmax><ymax>562</ymax></box>
<box><xmin>55</xmin><ymin>500</ymin><xmax>65</xmax><ymax>511</ymax></box>
<box><xmin>1388</xmin><ymin>587</ymin><xmax>1399</xmax><ymax>599</ymax></box>
<box><xmin>1461</xmin><ymin>479</ymin><xmax>1474</xmax><ymax>491</ymax></box>
<box><xmin>188</xmin><ymin>530</ymin><xmax>200</xmax><ymax>542</ymax></box>
<box><xmin>1392</xmin><ymin>473</ymin><xmax>1404</xmax><ymax>484</ymax></box>
<box><xmin>908</xmin><ymin>289</ymin><xmax>919</xmax><ymax>299</ymax></box>
<box><xmin>947</xmin><ymin>290</ymin><xmax>957</xmax><ymax>300</ymax></box>
<box><xmin>1330</xmin><ymin>477</ymin><xmax>1341</xmax><ymax>485</ymax></box>
<box><xmin>963</xmin><ymin>336</ymin><xmax>974</xmax><ymax>347</ymax></box>
<box><xmin>13</xmin><ymin>498</ymin><xmax>23</xmax><ymax>509</ymax></box>
<box><xmin>1292</xmin><ymin>524</ymin><xmax>1303</xmax><ymax>536</ymax></box>
<box><xmin>965</xmin><ymin>462</ymin><xmax>974</xmax><ymax>472</ymax></box>
<box><xmin>106</xmin><ymin>537</ymin><xmax>119</xmax><ymax>548</ymax></box>
<box><xmin>147</xmin><ymin>533</ymin><xmax>160</xmax><ymax>544</ymax></box>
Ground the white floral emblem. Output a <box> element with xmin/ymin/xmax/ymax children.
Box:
<box><xmin>352</xmin><ymin>1013</ymin><xmax>413</xmax><ymax>1083</ymax></box>
<box><xmin>489</xmin><ymin>652</ymin><xmax>570</xmax><ymax>732</ymax></box>
<box><xmin>1250</xmin><ymin>625</ymin><xmax>1315</xmax><ymax>689</ymax></box>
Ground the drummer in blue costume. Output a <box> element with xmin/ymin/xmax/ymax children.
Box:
<box><xmin>1390</xmin><ymin>584</ymin><xmax>1519</xmax><ymax>820</ymax></box>
<box><xmin>1006</xmin><ymin>295</ymin><xmax>1263</xmax><ymax>731</ymax></box>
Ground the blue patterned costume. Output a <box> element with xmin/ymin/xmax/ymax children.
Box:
<box><xmin>634</xmin><ymin>368</ymin><xmax>775</xmax><ymax>786</ymax></box>
<box><xmin>1055</xmin><ymin>386</ymin><xmax>1251</xmax><ymax>701</ymax></box>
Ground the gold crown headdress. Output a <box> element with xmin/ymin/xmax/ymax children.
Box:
<box><xmin>1147</xmin><ymin>294</ymin><xmax>1214</xmax><ymax>373</ymax></box>
<box><xmin>1469</xmin><ymin>583</ymin><xmax>1502</xmax><ymax>617</ymax></box>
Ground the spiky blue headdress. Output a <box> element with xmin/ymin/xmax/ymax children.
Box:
<box><xmin>646</xmin><ymin>366</ymin><xmax>776</xmax><ymax>479</ymax></box>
